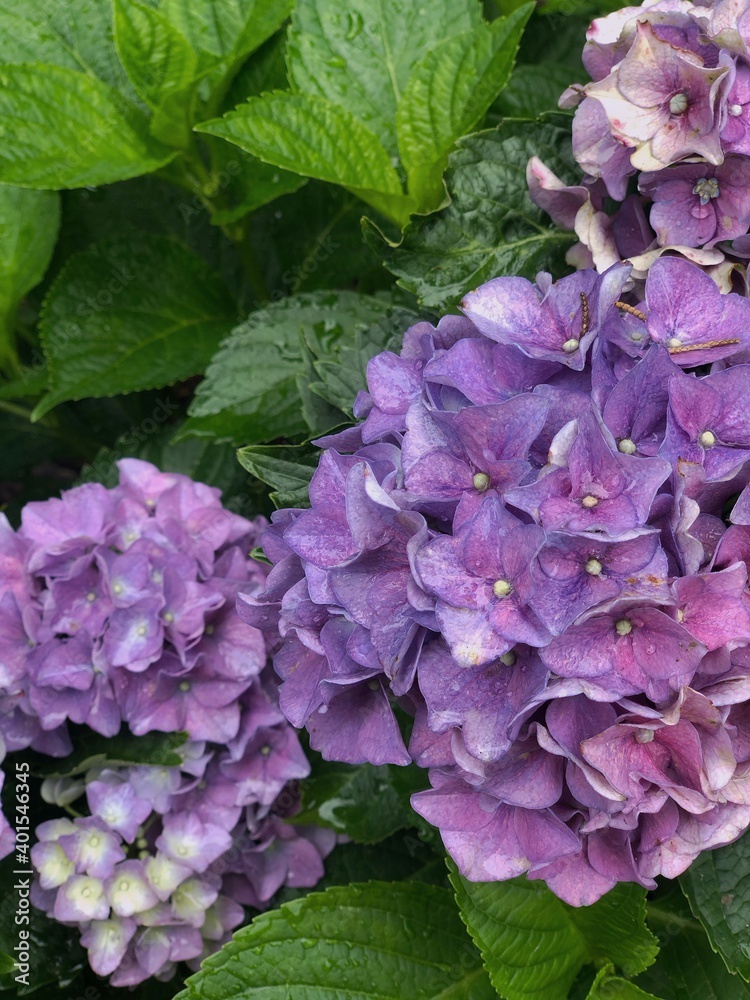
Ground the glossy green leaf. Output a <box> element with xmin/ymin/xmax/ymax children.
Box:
<box><xmin>236</xmin><ymin>444</ymin><xmax>319</xmax><ymax>508</ymax></box>
<box><xmin>27</xmin><ymin>727</ymin><xmax>188</xmax><ymax>777</ymax></box>
<box><xmin>680</xmin><ymin>832</ymin><xmax>750</xmax><ymax>980</ymax></box>
<box><xmin>161</xmin><ymin>0</ymin><xmax>293</xmax><ymax>62</ymax></box>
<box><xmin>287</xmin><ymin>0</ymin><xmax>482</xmax><ymax>157</ymax></box>
<box><xmin>292</xmin><ymin>760</ymin><xmax>428</xmax><ymax>843</ymax></box>
<box><xmin>114</xmin><ymin>0</ymin><xmax>200</xmax><ymax>146</ymax></box>
<box><xmin>183</xmin><ymin>291</ymin><xmax>401</xmax><ymax>445</ymax></box>
<box><xmin>33</xmin><ymin>234</ymin><xmax>235</xmax><ymax>418</ymax></box>
<box><xmin>587</xmin><ymin>965</ymin><xmax>663</xmax><ymax>1000</ymax></box>
<box><xmin>373</xmin><ymin>118</ymin><xmax>576</xmax><ymax>308</ymax></box>
<box><xmin>175</xmin><ymin>882</ymin><xmax>496</xmax><ymax>1000</ymax></box>
<box><xmin>397</xmin><ymin>6</ymin><xmax>532</xmax><ymax>210</ymax></box>
<box><xmin>309</xmin><ymin>303</ymin><xmax>418</xmax><ymax>414</ymax></box>
<box><xmin>0</xmin><ymin>0</ymin><xmax>133</xmax><ymax>95</ymax></box>
<box><xmin>0</xmin><ymin>63</ymin><xmax>176</xmax><ymax>189</ymax></box>
<box><xmin>201</xmin><ymin>136</ymin><xmax>306</xmax><ymax>227</ymax></box>
<box><xmin>451</xmin><ymin>867</ymin><xmax>659</xmax><ymax>1000</ymax></box>
<box><xmin>114</xmin><ymin>0</ymin><xmax>198</xmax><ymax>106</ymax></box>
<box><xmin>310</xmin><ymin>834</ymin><xmax>448</xmax><ymax>893</ymax></box>
<box><xmin>636</xmin><ymin>885</ymin><xmax>750</xmax><ymax>1000</ymax></box>
<box><xmin>197</xmin><ymin>91</ymin><xmax>411</xmax><ymax>224</ymax></box>
<box><xmin>0</xmin><ymin>187</ymin><xmax>60</xmax><ymax>367</ymax></box>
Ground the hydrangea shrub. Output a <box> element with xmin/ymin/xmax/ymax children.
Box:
<box><xmin>8</xmin><ymin>0</ymin><xmax>750</xmax><ymax>994</ymax></box>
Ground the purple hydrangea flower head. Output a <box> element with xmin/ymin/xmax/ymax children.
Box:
<box><xmin>250</xmin><ymin>255</ymin><xmax>750</xmax><ymax>906</ymax></box>
<box><xmin>585</xmin><ymin>22</ymin><xmax>731</xmax><ymax>171</ymax></box>
<box><xmin>530</xmin><ymin>0</ymin><xmax>750</xmax><ymax>270</ymax></box>
<box><xmin>27</xmin><ymin>734</ymin><xmax>331</xmax><ymax>984</ymax></box>
<box><xmin>0</xmin><ymin>459</ymin><xmax>273</xmax><ymax>748</ymax></box>
<box><xmin>1</xmin><ymin>462</ymin><xmax>329</xmax><ymax>986</ymax></box>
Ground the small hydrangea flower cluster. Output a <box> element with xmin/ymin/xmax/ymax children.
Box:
<box><xmin>529</xmin><ymin>0</ymin><xmax>750</xmax><ymax>279</ymax></box>
<box><xmin>0</xmin><ymin>460</ymin><xmax>331</xmax><ymax>983</ymax></box>
<box><xmin>241</xmin><ymin>257</ymin><xmax>750</xmax><ymax>905</ymax></box>
<box><xmin>29</xmin><ymin>752</ymin><xmax>332</xmax><ymax>986</ymax></box>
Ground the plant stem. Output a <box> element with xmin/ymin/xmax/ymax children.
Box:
<box><xmin>0</xmin><ymin>399</ymin><xmax>32</xmax><ymax>420</ymax></box>
<box><xmin>232</xmin><ymin>224</ymin><xmax>271</xmax><ymax>303</ymax></box>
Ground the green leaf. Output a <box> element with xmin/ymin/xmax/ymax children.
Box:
<box><xmin>0</xmin><ymin>366</ymin><xmax>48</xmax><ymax>399</ymax></box>
<box><xmin>515</xmin><ymin>10</ymin><xmax>587</xmax><ymax>76</ymax></box>
<box><xmin>0</xmin><ymin>187</ymin><xmax>60</xmax><ymax>368</ymax></box>
<box><xmin>372</xmin><ymin>118</ymin><xmax>576</xmax><ymax>309</ymax></box>
<box><xmin>202</xmin><ymin>136</ymin><xmax>306</xmax><ymax>227</ymax></box>
<box><xmin>79</xmin><ymin>427</ymin><xmax>274</xmax><ymax>518</ymax></box>
<box><xmin>309</xmin><ymin>302</ymin><xmax>418</xmax><ymax>415</ymax></box>
<box><xmin>0</xmin><ymin>956</ymin><xmax>14</xmax><ymax>977</ymax></box>
<box><xmin>248</xmin><ymin>182</ymin><xmax>396</xmax><ymax>299</ymax></box>
<box><xmin>397</xmin><ymin>7</ymin><xmax>532</xmax><ymax>211</ymax></box>
<box><xmin>680</xmin><ymin>831</ymin><xmax>750</xmax><ymax>980</ymax></box>
<box><xmin>310</xmin><ymin>834</ymin><xmax>449</xmax><ymax>893</ymax></box>
<box><xmin>114</xmin><ymin>0</ymin><xmax>200</xmax><ymax>147</ymax></box>
<box><xmin>114</xmin><ymin>0</ymin><xmax>198</xmax><ymax>107</ymax></box>
<box><xmin>0</xmin><ymin>409</ymin><xmax>84</xmax><ymax>526</ymax></box>
<box><xmin>161</xmin><ymin>0</ymin><xmax>294</xmax><ymax>62</ymax></box>
<box><xmin>491</xmin><ymin>62</ymin><xmax>577</xmax><ymax>120</ymax></box>
<box><xmin>32</xmin><ymin>234</ymin><xmax>235</xmax><ymax>419</ymax></box>
<box><xmin>450</xmin><ymin>868</ymin><xmax>659</xmax><ymax>1000</ymax></box>
<box><xmin>0</xmin><ymin>0</ymin><xmax>133</xmax><ymax>96</ymax></box>
<box><xmin>182</xmin><ymin>291</ymin><xmax>401</xmax><ymax>445</ymax></box>
<box><xmin>236</xmin><ymin>444</ymin><xmax>319</xmax><ymax>508</ymax></box>
<box><xmin>296</xmin><ymin>340</ymin><xmax>348</xmax><ymax>438</ymax></box>
<box><xmin>176</xmin><ymin>881</ymin><xmax>496</xmax><ymax>1000</ymax></box>
<box><xmin>587</xmin><ymin>965</ymin><xmax>663</xmax><ymax>1000</ymax></box>
<box><xmin>0</xmin><ymin>63</ymin><xmax>176</xmax><ymax>189</ymax></box>
<box><xmin>197</xmin><ymin>91</ymin><xmax>411</xmax><ymax>224</ymax></box>
<box><xmin>293</xmin><ymin>759</ymin><xmax>428</xmax><ymax>843</ymax></box>
<box><xmin>636</xmin><ymin>885</ymin><xmax>750</xmax><ymax>1000</ymax></box>
<box><xmin>287</xmin><ymin>0</ymin><xmax>483</xmax><ymax>157</ymax></box>
<box><xmin>26</xmin><ymin>726</ymin><xmax>188</xmax><ymax>778</ymax></box>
